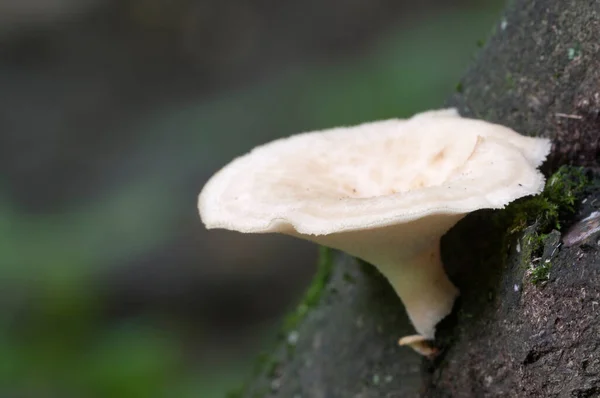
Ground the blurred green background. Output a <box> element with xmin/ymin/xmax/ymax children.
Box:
<box><xmin>0</xmin><ymin>1</ymin><xmax>504</xmax><ymax>396</ymax></box>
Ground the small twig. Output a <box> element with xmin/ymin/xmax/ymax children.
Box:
<box><xmin>555</xmin><ymin>112</ymin><xmax>583</xmax><ymax>120</ymax></box>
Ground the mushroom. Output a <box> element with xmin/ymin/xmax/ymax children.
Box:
<box><xmin>198</xmin><ymin>108</ymin><xmax>551</xmax><ymax>354</ymax></box>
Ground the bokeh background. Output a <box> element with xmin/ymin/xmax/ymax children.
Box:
<box><xmin>0</xmin><ymin>1</ymin><xmax>504</xmax><ymax>396</ymax></box>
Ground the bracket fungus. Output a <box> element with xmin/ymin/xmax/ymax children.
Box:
<box><xmin>198</xmin><ymin>108</ymin><xmax>551</xmax><ymax>355</ymax></box>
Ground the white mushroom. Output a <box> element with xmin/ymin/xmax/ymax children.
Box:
<box><xmin>198</xmin><ymin>108</ymin><xmax>551</xmax><ymax>354</ymax></box>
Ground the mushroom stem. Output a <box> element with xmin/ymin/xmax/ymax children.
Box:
<box><xmin>306</xmin><ymin>215</ymin><xmax>462</xmax><ymax>345</ymax></box>
<box><xmin>373</xmin><ymin>242</ymin><xmax>458</xmax><ymax>340</ymax></box>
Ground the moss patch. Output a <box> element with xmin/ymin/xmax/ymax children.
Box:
<box><xmin>499</xmin><ymin>166</ymin><xmax>588</xmax><ymax>284</ymax></box>
<box><xmin>280</xmin><ymin>246</ymin><xmax>334</xmax><ymax>334</ymax></box>
<box><xmin>503</xmin><ymin>166</ymin><xmax>588</xmax><ymax>234</ymax></box>
<box><xmin>529</xmin><ymin>258</ymin><xmax>551</xmax><ymax>284</ymax></box>
<box><xmin>437</xmin><ymin>166</ymin><xmax>590</xmax><ymax>355</ymax></box>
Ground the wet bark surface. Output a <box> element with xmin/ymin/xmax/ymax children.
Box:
<box><xmin>242</xmin><ymin>0</ymin><xmax>600</xmax><ymax>396</ymax></box>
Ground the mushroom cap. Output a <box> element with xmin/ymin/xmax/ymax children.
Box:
<box><xmin>199</xmin><ymin>109</ymin><xmax>551</xmax><ymax>236</ymax></box>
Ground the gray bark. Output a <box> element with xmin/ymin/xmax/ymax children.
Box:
<box><xmin>241</xmin><ymin>0</ymin><xmax>600</xmax><ymax>397</ymax></box>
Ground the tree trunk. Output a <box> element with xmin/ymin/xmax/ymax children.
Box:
<box><xmin>240</xmin><ymin>0</ymin><xmax>600</xmax><ymax>396</ymax></box>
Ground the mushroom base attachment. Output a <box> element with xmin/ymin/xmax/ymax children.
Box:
<box><xmin>398</xmin><ymin>335</ymin><xmax>439</xmax><ymax>357</ymax></box>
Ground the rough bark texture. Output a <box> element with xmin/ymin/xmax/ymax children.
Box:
<box><xmin>241</xmin><ymin>0</ymin><xmax>600</xmax><ymax>397</ymax></box>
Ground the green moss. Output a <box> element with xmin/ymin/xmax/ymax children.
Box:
<box><xmin>281</xmin><ymin>246</ymin><xmax>334</xmax><ymax>334</ymax></box>
<box><xmin>446</xmin><ymin>167</ymin><xmax>588</xmax><ymax>334</ymax></box>
<box><xmin>499</xmin><ymin>166</ymin><xmax>588</xmax><ymax>284</ymax></box>
<box><xmin>463</xmin><ymin>165</ymin><xmax>586</xmax><ymax>290</ymax></box>
<box><xmin>515</xmin><ymin>230</ymin><xmax>537</xmax><ymax>269</ymax></box>
<box><xmin>503</xmin><ymin>166</ymin><xmax>588</xmax><ymax>235</ymax></box>
<box><xmin>518</xmin><ymin>232</ymin><xmax>556</xmax><ymax>284</ymax></box>
<box><xmin>530</xmin><ymin>258</ymin><xmax>551</xmax><ymax>284</ymax></box>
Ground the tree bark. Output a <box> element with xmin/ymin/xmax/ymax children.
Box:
<box><xmin>241</xmin><ymin>0</ymin><xmax>600</xmax><ymax>396</ymax></box>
